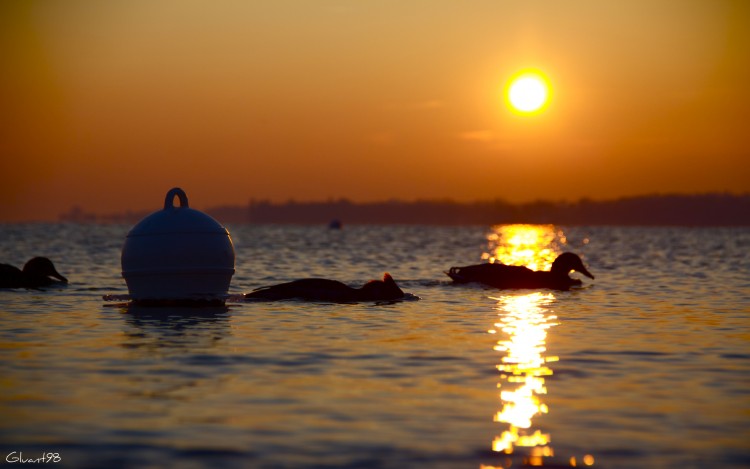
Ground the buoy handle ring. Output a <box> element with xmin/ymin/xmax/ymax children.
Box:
<box><xmin>165</xmin><ymin>187</ymin><xmax>189</xmax><ymax>209</ymax></box>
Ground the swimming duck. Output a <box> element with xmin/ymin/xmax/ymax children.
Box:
<box><xmin>446</xmin><ymin>252</ymin><xmax>594</xmax><ymax>291</ymax></box>
<box><xmin>0</xmin><ymin>257</ymin><xmax>69</xmax><ymax>289</ymax></box>
<box><xmin>245</xmin><ymin>273</ymin><xmax>405</xmax><ymax>302</ymax></box>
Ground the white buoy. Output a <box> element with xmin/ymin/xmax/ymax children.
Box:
<box><xmin>121</xmin><ymin>188</ymin><xmax>235</xmax><ymax>304</ymax></box>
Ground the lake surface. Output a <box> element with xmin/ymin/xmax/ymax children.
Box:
<box><xmin>1</xmin><ymin>223</ymin><xmax>748</xmax><ymax>468</ymax></box>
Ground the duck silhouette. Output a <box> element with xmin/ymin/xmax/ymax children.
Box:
<box><xmin>245</xmin><ymin>273</ymin><xmax>404</xmax><ymax>302</ymax></box>
<box><xmin>447</xmin><ymin>252</ymin><xmax>594</xmax><ymax>291</ymax></box>
<box><xmin>0</xmin><ymin>257</ymin><xmax>69</xmax><ymax>289</ymax></box>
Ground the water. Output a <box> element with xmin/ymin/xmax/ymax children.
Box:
<box><xmin>1</xmin><ymin>223</ymin><xmax>748</xmax><ymax>469</ymax></box>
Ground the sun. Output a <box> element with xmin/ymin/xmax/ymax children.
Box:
<box><xmin>506</xmin><ymin>71</ymin><xmax>551</xmax><ymax>114</ymax></box>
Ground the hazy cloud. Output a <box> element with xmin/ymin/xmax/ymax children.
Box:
<box><xmin>383</xmin><ymin>100</ymin><xmax>446</xmax><ymax>111</ymax></box>
<box><xmin>366</xmin><ymin>131</ymin><xmax>397</xmax><ymax>146</ymax></box>
<box><xmin>459</xmin><ymin>130</ymin><xmax>495</xmax><ymax>143</ymax></box>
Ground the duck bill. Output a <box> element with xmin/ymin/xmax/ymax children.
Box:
<box><xmin>578</xmin><ymin>267</ymin><xmax>594</xmax><ymax>280</ymax></box>
<box><xmin>52</xmin><ymin>270</ymin><xmax>68</xmax><ymax>283</ymax></box>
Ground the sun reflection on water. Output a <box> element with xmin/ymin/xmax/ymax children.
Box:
<box><xmin>481</xmin><ymin>225</ymin><xmax>593</xmax><ymax>468</ymax></box>
<box><xmin>482</xmin><ymin>224</ymin><xmax>564</xmax><ymax>271</ymax></box>
<box><xmin>491</xmin><ymin>292</ymin><xmax>557</xmax><ymax>461</ymax></box>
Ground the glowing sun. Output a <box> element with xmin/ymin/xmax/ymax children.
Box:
<box><xmin>507</xmin><ymin>72</ymin><xmax>550</xmax><ymax>114</ymax></box>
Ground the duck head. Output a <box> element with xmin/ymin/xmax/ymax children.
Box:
<box><xmin>360</xmin><ymin>273</ymin><xmax>404</xmax><ymax>300</ymax></box>
<box><xmin>550</xmin><ymin>252</ymin><xmax>594</xmax><ymax>279</ymax></box>
<box><xmin>23</xmin><ymin>257</ymin><xmax>68</xmax><ymax>284</ymax></box>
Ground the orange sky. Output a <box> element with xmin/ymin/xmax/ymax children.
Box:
<box><xmin>2</xmin><ymin>0</ymin><xmax>749</xmax><ymax>222</ymax></box>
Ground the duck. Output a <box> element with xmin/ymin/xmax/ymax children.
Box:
<box><xmin>0</xmin><ymin>257</ymin><xmax>69</xmax><ymax>289</ymax></box>
<box><xmin>446</xmin><ymin>252</ymin><xmax>594</xmax><ymax>291</ymax></box>
<box><xmin>245</xmin><ymin>273</ymin><xmax>405</xmax><ymax>302</ymax></box>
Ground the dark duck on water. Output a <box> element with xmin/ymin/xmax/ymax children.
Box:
<box><xmin>0</xmin><ymin>257</ymin><xmax>69</xmax><ymax>289</ymax></box>
<box><xmin>447</xmin><ymin>252</ymin><xmax>594</xmax><ymax>291</ymax></box>
<box><xmin>245</xmin><ymin>273</ymin><xmax>405</xmax><ymax>302</ymax></box>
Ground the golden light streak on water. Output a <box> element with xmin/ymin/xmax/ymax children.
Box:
<box><xmin>482</xmin><ymin>224</ymin><xmax>564</xmax><ymax>271</ymax></box>
<box><xmin>483</xmin><ymin>224</ymin><xmax>574</xmax><ymax>467</ymax></box>
<box><xmin>491</xmin><ymin>292</ymin><xmax>557</xmax><ymax>458</ymax></box>
<box><xmin>483</xmin><ymin>224</ymin><xmax>596</xmax><ymax>467</ymax></box>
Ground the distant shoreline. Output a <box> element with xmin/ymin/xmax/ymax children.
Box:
<box><xmin>53</xmin><ymin>193</ymin><xmax>750</xmax><ymax>227</ymax></box>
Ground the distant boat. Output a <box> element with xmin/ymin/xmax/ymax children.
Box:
<box><xmin>328</xmin><ymin>219</ymin><xmax>342</xmax><ymax>229</ymax></box>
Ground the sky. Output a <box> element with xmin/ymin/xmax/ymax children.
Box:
<box><xmin>1</xmin><ymin>0</ymin><xmax>749</xmax><ymax>221</ymax></box>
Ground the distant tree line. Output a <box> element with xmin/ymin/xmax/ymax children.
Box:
<box><xmin>215</xmin><ymin>193</ymin><xmax>750</xmax><ymax>226</ymax></box>
<box><xmin>60</xmin><ymin>193</ymin><xmax>750</xmax><ymax>226</ymax></box>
